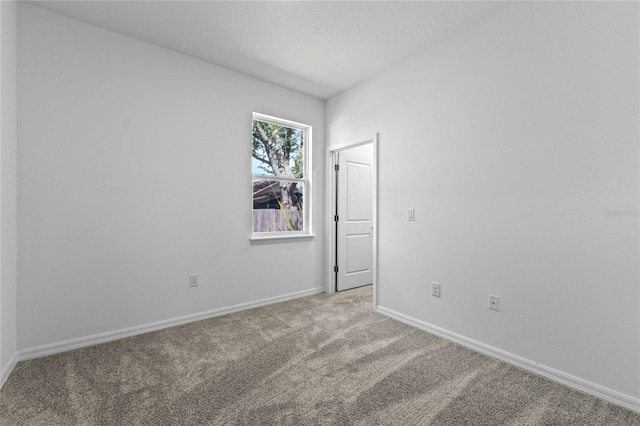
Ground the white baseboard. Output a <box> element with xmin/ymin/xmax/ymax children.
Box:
<box><xmin>17</xmin><ymin>287</ymin><xmax>324</xmax><ymax>363</ymax></box>
<box><xmin>1</xmin><ymin>351</ymin><xmax>18</xmax><ymax>389</ymax></box>
<box><xmin>376</xmin><ymin>305</ymin><xmax>640</xmax><ymax>413</ymax></box>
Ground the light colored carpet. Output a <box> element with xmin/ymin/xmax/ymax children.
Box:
<box><xmin>1</xmin><ymin>285</ymin><xmax>639</xmax><ymax>425</ymax></box>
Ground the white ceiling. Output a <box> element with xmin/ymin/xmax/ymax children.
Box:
<box><xmin>29</xmin><ymin>1</ymin><xmax>512</xmax><ymax>99</ymax></box>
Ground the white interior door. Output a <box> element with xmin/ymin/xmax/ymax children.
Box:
<box><xmin>336</xmin><ymin>144</ymin><xmax>373</xmax><ymax>291</ymax></box>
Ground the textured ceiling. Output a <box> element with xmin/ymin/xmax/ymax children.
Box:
<box><xmin>29</xmin><ymin>1</ymin><xmax>512</xmax><ymax>99</ymax></box>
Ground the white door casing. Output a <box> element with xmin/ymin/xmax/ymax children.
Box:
<box><xmin>336</xmin><ymin>143</ymin><xmax>374</xmax><ymax>291</ymax></box>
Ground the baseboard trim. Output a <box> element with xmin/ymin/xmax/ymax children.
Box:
<box><xmin>0</xmin><ymin>351</ymin><xmax>18</xmax><ymax>389</ymax></box>
<box><xmin>18</xmin><ymin>287</ymin><xmax>324</xmax><ymax>363</ymax></box>
<box><xmin>376</xmin><ymin>305</ymin><xmax>640</xmax><ymax>413</ymax></box>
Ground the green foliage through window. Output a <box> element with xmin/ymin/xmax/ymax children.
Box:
<box><xmin>252</xmin><ymin>120</ymin><xmax>304</xmax><ymax>178</ymax></box>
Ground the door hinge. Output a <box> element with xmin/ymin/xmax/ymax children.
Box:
<box><xmin>334</xmin><ymin>266</ymin><xmax>339</xmax><ymax>273</ymax></box>
<box><xmin>334</xmin><ymin>215</ymin><xmax>339</xmax><ymax>222</ymax></box>
<box><xmin>334</xmin><ymin>164</ymin><xmax>339</xmax><ymax>171</ymax></box>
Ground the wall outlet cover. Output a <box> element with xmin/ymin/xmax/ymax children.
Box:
<box><xmin>431</xmin><ymin>282</ymin><xmax>441</xmax><ymax>297</ymax></box>
<box><xmin>190</xmin><ymin>274</ymin><xmax>199</xmax><ymax>287</ymax></box>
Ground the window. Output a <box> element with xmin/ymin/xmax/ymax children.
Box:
<box><xmin>251</xmin><ymin>113</ymin><xmax>312</xmax><ymax>238</ymax></box>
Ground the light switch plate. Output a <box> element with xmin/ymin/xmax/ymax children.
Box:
<box><xmin>489</xmin><ymin>295</ymin><xmax>499</xmax><ymax>311</ymax></box>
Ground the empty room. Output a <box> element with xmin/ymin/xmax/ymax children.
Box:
<box><xmin>0</xmin><ymin>0</ymin><xmax>639</xmax><ymax>424</ymax></box>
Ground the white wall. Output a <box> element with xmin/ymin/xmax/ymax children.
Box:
<box><xmin>0</xmin><ymin>0</ymin><xmax>18</xmax><ymax>383</ymax></box>
<box><xmin>17</xmin><ymin>4</ymin><xmax>325</xmax><ymax>351</ymax></box>
<box><xmin>327</xmin><ymin>2</ymin><xmax>639</xmax><ymax>400</ymax></box>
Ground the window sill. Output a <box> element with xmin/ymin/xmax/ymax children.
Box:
<box><xmin>250</xmin><ymin>233</ymin><xmax>315</xmax><ymax>243</ymax></box>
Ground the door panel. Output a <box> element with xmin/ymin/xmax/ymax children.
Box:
<box><xmin>346</xmin><ymin>162</ymin><xmax>371</xmax><ymax>221</ymax></box>
<box><xmin>346</xmin><ymin>234</ymin><xmax>371</xmax><ymax>274</ymax></box>
<box><xmin>337</xmin><ymin>144</ymin><xmax>373</xmax><ymax>291</ymax></box>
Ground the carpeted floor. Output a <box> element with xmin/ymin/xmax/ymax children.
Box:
<box><xmin>1</xmin><ymin>285</ymin><xmax>639</xmax><ymax>425</ymax></box>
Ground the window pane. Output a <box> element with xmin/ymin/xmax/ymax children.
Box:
<box><xmin>253</xmin><ymin>180</ymin><xmax>304</xmax><ymax>232</ymax></box>
<box><xmin>252</xmin><ymin>120</ymin><xmax>304</xmax><ymax>178</ymax></box>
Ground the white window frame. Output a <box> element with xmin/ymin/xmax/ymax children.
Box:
<box><xmin>250</xmin><ymin>113</ymin><xmax>313</xmax><ymax>241</ymax></box>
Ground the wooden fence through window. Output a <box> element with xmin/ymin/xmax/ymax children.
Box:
<box><xmin>253</xmin><ymin>209</ymin><xmax>303</xmax><ymax>232</ymax></box>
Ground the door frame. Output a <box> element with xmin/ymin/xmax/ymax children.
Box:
<box><xmin>325</xmin><ymin>134</ymin><xmax>378</xmax><ymax>309</ymax></box>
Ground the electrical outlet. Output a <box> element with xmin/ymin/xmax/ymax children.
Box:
<box><xmin>408</xmin><ymin>208</ymin><xmax>415</xmax><ymax>221</ymax></box>
<box><xmin>489</xmin><ymin>295</ymin><xmax>499</xmax><ymax>311</ymax></box>
<box><xmin>190</xmin><ymin>274</ymin><xmax>199</xmax><ymax>287</ymax></box>
<box><xmin>431</xmin><ymin>282</ymin><xmax>441</xmax><ymax>297</ymax></box>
